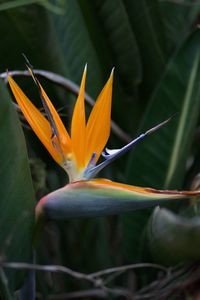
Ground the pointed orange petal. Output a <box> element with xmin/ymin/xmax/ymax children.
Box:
<box><xmin>8</xmin><ymin>76</ymin><xmax>62</xmax><ymax>164</ymax></box>
<box><xmin>86</xmin><ymin>70</ymin><xmax>113</xmax><ymax>163</ymax></box>
<box><xmin>71</xmin><ymin>65</ymin><xmax>87</xmax><ymax>168</ymax></box>
<box><xmin>37</xmin><ymin>81</ymin><xmax>71</xmax><ymax>156</ymax></box>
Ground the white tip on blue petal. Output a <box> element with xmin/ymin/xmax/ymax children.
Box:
<box><xmin>85</xmin><ymin>117</ymin><xmax>172</xmax><ymax>179</ymax></box>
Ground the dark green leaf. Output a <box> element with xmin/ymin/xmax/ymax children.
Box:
<box><xmin>160</xmin><ymin>0</ymin><xmax>200</xmax><ymax>51</ymax></box>
<box><xmin>126</xmin><ymin>29</ymin><xmax>200</xmax><ymax>189</ymax></box>
<box><xmin>54</xmin><ymin>0</ymin><xmax>105</xmax><ymax>97</ymax></box>
<box><xmin>123</xmin><ymin>0</ymin><xmax>167</xmax><ymax>98</ymax></box>
<box><xmin>146</xmin><ymin>206</ymin><xmax>200</xmax><ymax>265</ymax></box>
<box><xmin>0</xmin><ymin>4</ymin><xmax>66</xmax><ymax>74</ymax></box>
<box><xmin>123</xmin><ymin>29</ymin><xmax>200</xmax><ymax>262</ymax></box>
<box><xmin>0</xmin><ymin>82</ymin><xmax>35</xmax><ymax>289</ymax></box>
<box><xmin>92</xmin><ymin>0</ymin><xmax>142</xmax><ymax>94</ymax></box>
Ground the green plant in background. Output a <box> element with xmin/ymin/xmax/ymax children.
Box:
<box><xmin>1</xmin><ymin>0</ymin><xmax>200</xmax><ymax>299</ymax></box>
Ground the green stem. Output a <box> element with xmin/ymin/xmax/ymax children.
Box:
<box><xmin>19</xmin><ymin>251</ymin><xmax>35</xmax><ymax>300</ymax></box>
<box><xmin>0</xmin><ymin>268</ymin><xmax>13</xmax><ymax>300</ymax></box>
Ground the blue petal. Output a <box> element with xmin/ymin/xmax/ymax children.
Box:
<box><xmin>86</xmin><ymin>117</ymin><xmax>172</xmax><ymax>179</ymax></box>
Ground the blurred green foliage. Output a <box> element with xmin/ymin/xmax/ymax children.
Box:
<box><xmin>1</xmin><ymin>0</ymin><xmax>200</xmax><ymax>298</ymax></box>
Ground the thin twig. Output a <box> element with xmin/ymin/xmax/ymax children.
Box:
<box><xmin>45</xmin><ymin>289</ymin><xmax>107</xmax><ymax>299</ymax></box>
<box><xmin>89</xmin><ymin>263</ymin><xmax>168</xmax><ymax>279</ymax></box>
<box><xmin>1</xmin><ymin>261</ymin><xmax>168</xmax><ymax>300</ymax></box>
<box><xmin>134</xmin><ymin>264</ymin><xmax>199</xmax><ymax>300</ymax></box>
<box><xmin>1</xmin><ymin>69</ymin><xmax>131</xmax><ymax>143</ymax></box>
<box><xmin>1</xmin><ymin>262</ymin><xmax>95</xmax><ymax>284</ymax></box>
<box><xmin>2</xmin><ymin>261</ymin><xmax>167</xmax><ymax>281</ymax></box>
<box><xmin>101</xmin><ymin>285</ymin><xmax>134</xmax><ymax>300</ymax></box>
<box><xmin>37</xmin><ymin>287</ymin><xmax>134</xmax><ymax>300</ymax></box>
<box><xmin>2</xmin><ymin>261</ymin><xmax>199</xmax><ymax>300</ymax></box>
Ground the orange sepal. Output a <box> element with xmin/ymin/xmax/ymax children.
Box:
<box><xmin>86</xmin><ymin>70</ymin><xmax>113</xmax><ymax>163</ymax></box>
<box><xmin>8</xmin><ymin>76</ymin><xmax>62</xmax><ymax>164</ymax></box>
<box><xmin>37</xmin><ymin>81</ymin><xmax>71</xmax><ymax>156</ymax></box>
<box><xmin>88</xmin><ymin>178</ymin><xmax>200</xmax><ymax>198</ymax></box>
<box><xmin>71</xmin><ymin>66</ymin><xmax>87</xmax><ymax>168</ymax></box>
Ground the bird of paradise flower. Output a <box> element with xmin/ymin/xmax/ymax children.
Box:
<box><xmin>7</xmin><ymin>65</ymin><xmax>200</xmax><ymax>220</ymax></box>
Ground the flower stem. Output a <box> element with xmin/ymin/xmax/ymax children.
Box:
<box><xmin>19</xmin><ymin>251</ymin><xmax>35</xmax><ymax>300</ymax></box>
<box><xmin>0</xmin><ymin>268</ymin><xmax>13</xmax><ymax>300</ymax></box>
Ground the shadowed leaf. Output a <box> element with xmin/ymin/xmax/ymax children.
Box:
<box><xmin>123</xmin><ymin>29</ymin><xmax>200</xmax><ymax>262</ymax></box>
<box><xmin>146</xmin><ymin>206</ymin><xmax>200</xmax><ymax>265</ymax></box>
<box><xmin>0</xmin><ymin>82</ymin><xmax>35</xmax><ymax>289</ymax></box>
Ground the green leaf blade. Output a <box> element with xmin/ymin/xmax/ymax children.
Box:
<box><xmin>123</xmin><ymin>29</ymin><xmax>200</xmax><ymax>262</ymax></box>
<box><xmin>126</xmin><ymin>29</ymin><xmax>200</xmax><ymax>190</ymax></box>
<box><xmin>146</xmin><ymin>207</ymin><xmax>200</xmax><ymax>265</ymax></box>
<box><xmin>0</xmin><ymin>82</ymin><xmax>35</xmax><ymax>289</ymax></box>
